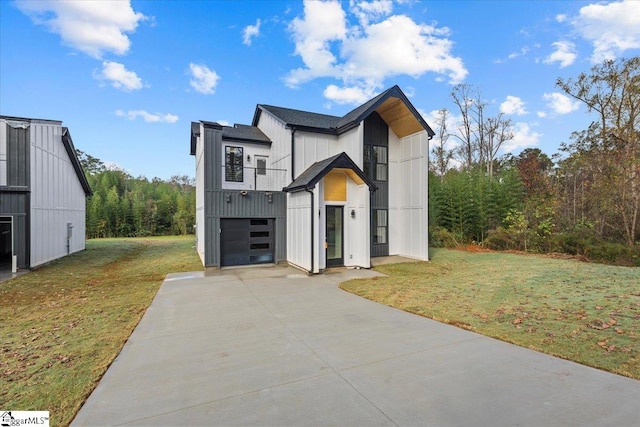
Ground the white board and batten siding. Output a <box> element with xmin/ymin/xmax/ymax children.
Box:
<box><xmin>388</xmin><ymin>129</ymin><xmax>429</xmax><ymax>261</ymax></box>
<box><xmin>286</xmin><ymin>191</ymin><xmax>312</xmax><ymax>272</ymax></box>
<box><xmin>194</xmin><ymin>123</ymin><xmax>206</xmax><ymax>264</ymax></box>
<box><xmin>29</xmin><ymin>121</ymin><xmax>87</xmax><ymax>267</ymax></box>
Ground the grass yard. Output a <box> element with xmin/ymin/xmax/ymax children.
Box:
<box><xmin>0</xmin><ymin>236</ymin><xmax>202</xmax><ymax>427</ymax></box>
<box><xmin>341</xmin><ymin>248</ymin><xmax>640</xmax><ymax>380</ymax></box>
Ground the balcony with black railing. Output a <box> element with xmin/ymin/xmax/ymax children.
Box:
<box><xmin>221</xmin><ymin>166</ymin><xmax>289</xmax><ymax>192</ymax></box>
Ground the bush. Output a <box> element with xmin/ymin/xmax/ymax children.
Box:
<box><xmin>484</xmin><ymin>227</ymin><xmax>514</xmax><ymax>250</ymax></box>
<box><xmin>430</xmin><ymin>226</ymin><xmax>459</xmax><ymax>248</ymax></box>
<box><xmin>552</xmin><ymin>230</ymin><xmax>640</xmax><ymax>266</ymax></box>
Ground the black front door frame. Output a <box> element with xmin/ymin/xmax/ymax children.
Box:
<box><xmin>325</xmin><ymin>205</ymin><xmax>344</xmax><ymax>267</ymax></box>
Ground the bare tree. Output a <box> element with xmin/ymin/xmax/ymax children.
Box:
<box><xmin>429</xmin><ymin>108</ymin><xmax>454</xmax><ymax>179</ymax></box>
<box><xmin>450</xmin><ymin>84</ymin><xmax>475</xmax><ymax>168</ymax></box>
<box><xmin>484</xmin><ymin>113</ymin><xmax>513</xmax><ymax>179</ymax></box>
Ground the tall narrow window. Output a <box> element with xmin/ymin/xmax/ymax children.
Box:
<box><xmin>373</xmin><ymin>146</ymin><xmax>387</xmax><ymax>181</ymax></box>
<box><xmin>225</xmin><ymin>146</ymin><xmax>243</xmax><ymax>182</ymax></box>
<box><xmin>256</xmin><ymin>158</ymin><xmax>266</xmax><ymax>175</ymax></box>
<box><xmin>373</xmin><ymin>209</ymin><xmax>388</xmax><ymax>244</ymax></box>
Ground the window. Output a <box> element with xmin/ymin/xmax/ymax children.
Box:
<box><xmin>256</xmin><ymin>158</ymin><xmax>266</xmax><ymax>175</ymax></box>
<box><xmin>225</xmin><ymin>146</ymin><xmax>243</xmax><ymax>182</ymax></box>
<box><xmin>363</xmin><ymin>146</ymin><xmax>387</xmax><ymax>181</ymax></box>
<box><xmin>373</xmin><ymin>209</ymin><xmax>388</xmax><ymax>244</ymax></box>
<box><xmin>373</xmin><ymin>146</ymin><xmax>387</xmax><ymax>181</ymax></box>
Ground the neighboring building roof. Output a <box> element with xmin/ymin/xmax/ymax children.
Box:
<box><xmin>283</xmin><ymin>152</ymin><xmax>377</xmax><ymax>193</ymax></box>
<box><xmin>0</xmin><ymin>116</ymin><xmax>91</xmax><ymax>196</ymax></box>
<box><xmin>252</xmin><ymin>85</ymin><xmax>435</xmax><ymax>139</ymax></box>
<box><xmin>61</xmin><ymin>127</ymin><xmax>92</xmax><ymax>196</ymax></box>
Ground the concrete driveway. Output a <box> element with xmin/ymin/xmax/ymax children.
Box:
<box><xmin>72</xmin><ymin>265</ymin><xmax>640</xmax><ymax>426</ymax></box>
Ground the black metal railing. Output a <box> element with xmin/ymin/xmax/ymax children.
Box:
<box><xmin>221</xmin><ymin>166</ymin><xmax>288</xmax><ymax>191</ymax></box>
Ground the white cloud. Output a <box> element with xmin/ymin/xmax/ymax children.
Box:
<box><xmin>572</xmin><ymin>0</ymin><xmax>640</xmax><ymax>63</ymax></box>
<box><xmin>243</xmin><ymin>19</ymin><xmax>261</xmax><ymax>46</ymax></box>
<box><xmin>502</xmin><ymin>122</ymin><xmax>541</xmax><ymax>153</ymax></box>
<box><xmin>543</xmin><ymin>92</ymin><xmax>580</xmax><ymax>115</ymax></box>
<box><xmin>555</xmin><ymin>14</ymin><xmax>567</xmax><ymax>23</ymax></box>
<box><xmin>500</xmin><ymin>96</ymin><xmax>527</xmax><ymax>116</ymax></box>
<box><xmin>16</xmin><ymin>0</ymin><xmax>146</xmax><ymax>58</ymax></box>
<box><xmin>350</xmin><ymin>0</ymin><xmax>393</xmax><ymax>26</ymax></box>
<box><xmin>544</xmin><ymin>41</ymin><xmax>577</xmax><ymax>68</ymax></box>
<box><xmin>286</xmin><ymin>0</ymin><xmax>467</xmax><ymax>104</ymax></box>
<box><xmin>536</xmin><ymin>111</ymin><xmax>547</xmax><ymax>118</ymax></box>
<box><xmin>188</xmin><ymin>63</ymin><xmax>220</xmax><ymax>94</ymax></box>
<box><xmin>94</xmin><ymin>61</ymin><xmax>143</xmax><ymax>91</ymax></box>
<box><xmin>115</xmin><ymin>109</ymin><xmax>178</xmax><ymax>123</ymax></box>
<box><xmin>323</xmin><ymin>84</ymin><xmax>375</xmax><ymax>105</ymax></box>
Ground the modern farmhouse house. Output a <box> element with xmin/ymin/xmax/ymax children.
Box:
<box><xmin>0</xmin><ymin>116</ymin><xmax>91</xmax><ymax>271</ymax></box>
<box><xmin>190</xmin><ymin>85</ymin><xmax>434</xmax><ymax>273</ymax></box>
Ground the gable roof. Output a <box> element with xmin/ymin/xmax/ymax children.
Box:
<box><xmin>253</xmin><ymin>85</ymin><xmax>435</xmax><ymax>139</ymax></box>
<box><xmin>61</xmin><ymin>127</ymin><xmax>92</xmax><ymax>196</ymax></box>
<box><xmin>283</xmin><ymin>152</ymin><xmax>377</xmax><ymax>193</ymax></box>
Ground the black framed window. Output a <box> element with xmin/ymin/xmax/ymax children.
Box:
<box><xmin>225</xmin><ymin>146</ymin><xmax>243</xmax><ymax>182</ymax></box>
<box><xmin>364</xmin><ymin>146</ymin><xmax>387</xmax><ymax>181</ymax></box>
<box><xmin>373</xmin><ymin>146</ymin><xmax>387</xmax><ymax>181</ymax></box>
<box><xmin>373</xmin><ymin>209</ymin><xmax>388</xmax><ymax>244</ymax></box>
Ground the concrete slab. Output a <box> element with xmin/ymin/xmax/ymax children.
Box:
<box><xmin>72</xmin><ymin>266</ymin><xmax>640</xmax><ymax>427</ymax></box>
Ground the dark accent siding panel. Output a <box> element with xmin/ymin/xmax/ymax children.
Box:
<box><xmin>204</xmin><ymin>128</ymin><xmax>222</xmax><ymax>191</ymax></box>
<box><xmin>370</xmin><ymin>182</ymin><xmax>388</xmax><ymax>209</ymax></box>
<box><xmin>203</xmin><ymin>190</ymin><xmax>287</xmax><ymax>268</ymax></box>
<box><xmin>364</xmin><ymin>112</ymin><xmax>389</xmax><ymax>257</ymax></box>
<box><xmin>7</xmin><ymin>126</ymin><xmax>30</xmax><ymax>188</ymax></box>
<box><xmin>364</xmin><ymin>112</ymin><xmax>388</xmax><ymax>147</ymax></box>
<box><xmin>0</xmin><ymin>192</ymin><xmax>29</xmax><ymax>269</ymax></box>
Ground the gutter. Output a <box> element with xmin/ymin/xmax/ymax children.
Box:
<box><xmin>304</xmin><ymin>187</ymin><xmax>314</xmax><ymax>274</ymax></box>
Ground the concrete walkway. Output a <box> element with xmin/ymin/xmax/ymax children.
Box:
<box><xmin>72</xmin><ymin>265</ymin><xmax>640</xmax><ymax>426</ymax></box>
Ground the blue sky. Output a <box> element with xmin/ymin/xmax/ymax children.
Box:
<box><xmin>1</xmin><ymin>0</ymin><xmax>639</xmax><ymax>179</ymax></box>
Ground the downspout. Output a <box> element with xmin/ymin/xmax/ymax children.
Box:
<box><xmin>304</xmin><ymin>187</ymin><xmax>314</xmax><ymax>274</ymax></box>
<box><xmin>290</xmin><ymin>128</ymin><xmax>296</xmax><ymax>182</ymax></box>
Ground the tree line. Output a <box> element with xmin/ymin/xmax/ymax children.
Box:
<box><xmin>77</xmin><ymin>152</ymin><xmax>196</xmax><ymax>239</ymax></box>
<box><xmin>429</xmin><ymin>57</ymin><xmax>639</xmax><ymax>266</ymax></box>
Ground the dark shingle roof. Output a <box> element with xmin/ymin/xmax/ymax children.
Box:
<box><xmin>252</xmin><ymin>85</ymin><xmax>434</xmax><ymax>137</ymax></box>
<box><xmin>61</xmin><ymin>127</ymin><xmax>92</xmax><ymax>196</ymax></box>
<box><xmin>222</xmin><ymin>124</ymin><xmax>270</xmax><ymax>144</ymax></box>
<box><xmin>283</xmin><ymin>152</ymin><xmax>376</xmax><ymax>193</ymax></box>
<box><xmin>257</xmin><ymin>105</ymin><xmax>342</xmax><ymax>131</ymax></box>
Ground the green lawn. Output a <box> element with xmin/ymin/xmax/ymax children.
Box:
<box><xmin>0</xmin><ymin>236</ymin><xmax>203</xmax><ymax>427</ymax></box>
<box><xmin>341</xmin><ymin>248</ymin><xmax>640</xmax><ymax>380</ymax></box>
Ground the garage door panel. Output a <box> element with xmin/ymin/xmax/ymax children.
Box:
<box><xmin>220</xmin><ymin>218</ymin><xmax>275</xmax><ymax>267</ymax></box>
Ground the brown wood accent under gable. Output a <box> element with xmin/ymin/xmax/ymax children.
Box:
<box><xmin>376</xmin><ymin>97</ymin><xmax>424</xmax><ymax>138</ymax></box>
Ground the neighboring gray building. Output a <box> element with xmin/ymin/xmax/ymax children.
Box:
<box><xmin>191</xmin><ymin>86</ymin><xmax>434</xmax><ymax>272</ymax></box>
<box><xmin>0</xmin><ymin>116</ymin><xmax>92</xmax><ymax>271</ymax></box>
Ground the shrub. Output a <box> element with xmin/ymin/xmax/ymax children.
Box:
<box><xmin>484</xmin><ymin>227</ymin><xmax>514</xmax><ymax>250</ymax></box>
<box><xmin>430</xmin><ymin>226</ymin><xmax>459</xmax><ymax>248</ymax></box>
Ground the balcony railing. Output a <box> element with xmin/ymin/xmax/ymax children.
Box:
<box><xmin>221</xmin><ymin>166</ymin><xmax>288</xmax><ymax>192</ymax></box>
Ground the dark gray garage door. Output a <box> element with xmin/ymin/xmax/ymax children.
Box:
<box><xmin>220</xmin><ymin>218</ymin><xmax>275</xmax><ymax>267</ymax></box>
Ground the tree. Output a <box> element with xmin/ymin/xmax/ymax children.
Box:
<box><xmin>557</xmin><ymin>57</ymin><xmax>640</xmax><ymax>245</ymax></box>
<box><xmin>429</xmin><ymin>108</ymin><xmax>454</xmax><ymax>179</ymax></box>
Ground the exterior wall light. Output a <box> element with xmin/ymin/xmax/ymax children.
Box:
<box><xmin>225</xmin><ymin>193</ymin><xmax>231</xmax><ymax>203</ymax></box>
<box><xmin>247</xmin><ymin>154</ymin><xmax>251</xmax><ymax>162</ymax></box>
<box><xmin>266</xmin><ymin>192</ymin><xmax>273</xmax><ymax>203</ymax></box>
<box><xmin>351</xmin><ymin>209</ymin><xmax>356</xmax><ymax>218</ymax></box>
<box><xmin>240</xmin><ymin>190</ymin><xmax>248</xmax><ymax>196</ymax></box>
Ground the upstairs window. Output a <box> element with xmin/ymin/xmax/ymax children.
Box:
<box><xmin>363</xmin><ymin>146</ymin><xmax>387</xmax><ymax>181</ymax></box>
<box><xmin>373</xmin><ymin>146</ymin><xmax>388</xmax><ymax>181</ymax></box>
<box><xmin>373</xmin><ymin>209</ymin><xmax>388</xmax><ymax>244</ymax></box>
<box><xmin>225</xmin><ymin>146</ymin><xmax>243</xmax><ymax>182</ymax></box>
